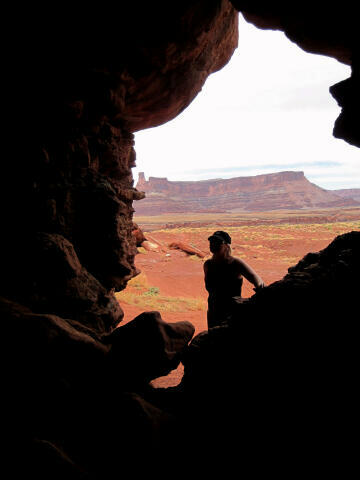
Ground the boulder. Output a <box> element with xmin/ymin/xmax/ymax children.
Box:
<box><xmin>2</xmin><ymin>297</ymin><xmax>189</xmax><ymax>478</ymax></box>
<box><xmin>103</xmin><ymin>311</ymin><xmax>195</xmax><ymax>385</ymax></box>
<box><xmin>132</xmin><ymin>222</ymin><xmax>147</xmax><ymax>246</ymax></box>
<box><xmin>3</xmin><ymin>0</ymin><xmax>359</xmax><ymax>476</ymax></box>
<box><xmin>142</xmin><ymin>240</ymin><xmax>161</xmax><ymax>252</ymax></box>
<box><xmin>169</xmin><ymin>241</ymin><xmax>206</xmax><ymax>258</ymax></box>
<box><xmin>2</xmin><ymin>232</ymin><xmax>123</xmax><ymax>333</ymax></box>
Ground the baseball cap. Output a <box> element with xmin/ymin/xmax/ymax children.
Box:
<box><xmin>208</xmin><ymin>230</ymin><xmax>231</xmax><ymax>244</ymax></box>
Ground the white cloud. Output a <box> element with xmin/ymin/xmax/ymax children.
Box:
<box><xmin>133</xmin><ymin>14</ymin><xmax>359</xmax><ymax>190</ymax></box>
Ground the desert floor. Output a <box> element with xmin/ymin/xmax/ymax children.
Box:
<box><xmin>116</xmin><ymin>209</ymin><xmax>360</xmax><ymax>387</ymax></box>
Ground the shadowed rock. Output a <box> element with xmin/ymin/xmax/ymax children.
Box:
<box><xmin>2</xmin><ymin>1</ymin><xmax>359</xmax><ymax>477</ymax></box>
<box><xmin>173</xmin><ymin>231</ymin><xmax>360</xmax><ymax>471</ymax></box>
<box><xmin>3</xmin><ymin>298</ymin><xmax>194</xmax><ymax>477</ymax></box>
<box><xmin>103</xmin><ymin>311</ymin><xmax>195</xmax><ymax>385</ymax></box>
<box><xmin>2</xmin><ymin>232</ymin><xmax>123</xmax><ymax>333</ymax></box>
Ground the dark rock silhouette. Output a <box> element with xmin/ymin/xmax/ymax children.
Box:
<box><xmin>2</xmin><ymin>1</ymin><xmax>359</xmax><ymax>477</ymax></box>
<box><xmin>3</xmin><ymin>299</ymin><xmax>194</xmax><ymax>478</ymax></box>
<box><xmin>2</xmin><ymin>232</ymin><xmax>124</xmax><ymax>333</ymax></box>
<box><xmin>102</xmin><ymin>311</ymin><xmax>195</xmax><ymax>385</ymax></box>
<box><xmin>160</xmin><ymin>230</ymin><xmax>360</xmax><ymax>472</ymax></box>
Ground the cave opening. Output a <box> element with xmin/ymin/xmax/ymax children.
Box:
<box><xmin>5</xmin><ymin>3</ymin><xmax>359</xmax><ymax>477</ymax></box>
<box><xmin>133</xmin><ymin>14</ymin><xmax>357</xmax><ymax>188</ymax></box>
<box><xmin>115</xmin><ymin>13</ymin><xmax>359</xmax><ymax>387</ymax></box>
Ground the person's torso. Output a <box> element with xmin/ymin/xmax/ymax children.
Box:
<box><xmin>206</xmin><ymin>259</ymin><xmax>243</xmax><ymax>300</ymax></box>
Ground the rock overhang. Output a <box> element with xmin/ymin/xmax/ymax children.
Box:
<box><xmin>3</xmin><ymin>2</ymin><xmax>360</xmax><ymax>477</ymax></box>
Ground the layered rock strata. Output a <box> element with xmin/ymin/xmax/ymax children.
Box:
<box><xmin>135</xmin><ymin>171</ymin><xmax>358</xmax><ymax>214</ymax></box>
<box><xmin>333</xmin><ymin>188</ymin><xmax>360</xmax><ymax>202</ymax></box>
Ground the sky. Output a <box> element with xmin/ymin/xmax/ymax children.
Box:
<box><xmin>133</xmin><ymin>13</ymin><xmax>359</xmax><ymax>191</ymax></box>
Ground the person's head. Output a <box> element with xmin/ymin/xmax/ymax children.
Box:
<box><xmin>208</xmin><ymin>230</ymin><xmax>231</xmax><ymax>255</ymax></box>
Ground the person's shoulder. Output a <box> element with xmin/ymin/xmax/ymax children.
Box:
<box><xmin>230</xmin><ymin>256</ymin><xmax>247</xmax><ymax>270</ymax></box>
<box><xmin>229</xmin><ymin>256</ymin><xmax>242</xmax><ymax>265</ymax></box>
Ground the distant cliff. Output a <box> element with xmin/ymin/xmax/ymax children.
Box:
<box><xmin>331</xmin><ymin>188</ymin><xmax>360</xmax><ymax>203</ymax></box>
<box><xmin>135</xmin><ymin>171</ymin><xmax>359</xmax><ymax>214</ymax></box>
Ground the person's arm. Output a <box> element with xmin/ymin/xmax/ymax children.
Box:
<box><xmin>235</xmin><ymin>258</ymin><xmax>265</xmax><ymax>290</ymax></box>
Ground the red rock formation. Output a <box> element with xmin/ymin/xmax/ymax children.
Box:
<box><xmin>135</xmin><ymin>171</ymin><xmax>359</xmax><ymax>214</ymax></box>
<box><xmin>169</xmin><ymin>241</ymin><xmax>206</xmax><ymax>258</ymax></box>
<box><xmin>132</xmin><ymin>222</ymin><xmax>147</xmax><ymax>246</ymax></box>
<box><xmin>3</xmin><ymin>0</ymin><xmax>238</xmax><ymax>331</ymax></box>
<box><xmin>3</xmin><ymin>1</ymin><xmax>360</xmax><ymax>478</ymax></box>
<box><xmin>3</xmin><ymin>3</ymin><xmax>239</xmax><ymax>476</ymax></box>
<box><xmin>332</xmin><ymin>188</ymin><xmax>360</xmax><ymax>203</ymax></box>
<box><xmin>141</xmin><ymin>240</ymin><xmax>161</xmax><ymax>253</ymax></box>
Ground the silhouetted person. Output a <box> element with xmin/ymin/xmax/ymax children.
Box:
<box><xmin>204</xmin><ymin>230</ymin><xmax>265</xmax><ymax>328</ymax></box>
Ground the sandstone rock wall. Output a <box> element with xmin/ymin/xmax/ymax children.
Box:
<box><xmin>3</xmin><ymin>0</ymin><xmax>238</xmax><ymax>332</ymax></box>
<box><xmin>2</xmin><ymin>1</ymin><xmax>359</xmax><ymax>477</ymax></box>
<box><xmin>135</xmin><ymin>171</ymin><xmax>358</xmax><ymax>214</ymax></box>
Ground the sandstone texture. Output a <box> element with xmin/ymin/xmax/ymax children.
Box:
<box><xmin>3</xmin><ymin>0</ymin><xmax>238</xmax><ymax>329</ymax></box>
<box><xmin>2</xmin><ymin>0</ymin><xmax>359</xmax><ymax>477</ymax></box>
<box><xmin>135</xmin><ymin>171</ymin><xmax>359</xmax><ymax>214</ymax></box>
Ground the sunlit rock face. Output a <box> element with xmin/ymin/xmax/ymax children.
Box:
<box><xmin>135</xmin><ymin>171</ymin><xmax>359</xmax><ymax>214</ymax></box>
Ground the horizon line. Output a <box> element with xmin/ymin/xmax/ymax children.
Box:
<box><xmin>135</xmin><ymin>168</ymin><xmax>359</xmax><ymax>191</ymax></box>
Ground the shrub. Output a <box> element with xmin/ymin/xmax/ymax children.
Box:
<box><xmin>116</xmin><ymin>289</ymin><xmax>206</xmax><ymax>312</ymax></box>
<box><xmin>144</xmin><ymin>287</ymin><xmax>160</xmax><ymax>296</ymax></box>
